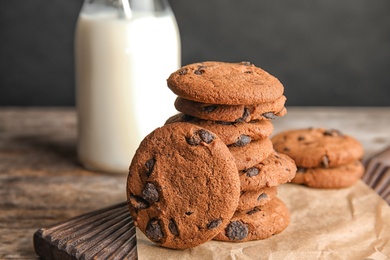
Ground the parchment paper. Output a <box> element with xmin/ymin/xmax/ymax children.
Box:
<box><xmin>137</xmin><ymin>181</ymin><xmax>390</xmax><ymax>259</ymax></box>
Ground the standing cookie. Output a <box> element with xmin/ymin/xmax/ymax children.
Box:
<box><xmin>167</xmin><ymin>61</ymin><xmax>284</xmax><ymax>105</ymax></box>
<box><xmin>127</xmin><ymin>122</ymin><xmax>240</xmax><ymax>249</ymax></box>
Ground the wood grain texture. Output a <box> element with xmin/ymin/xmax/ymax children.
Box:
<box><xmin>1</xmin><ymin>107</ymin><xmax>390</xmax><ymax>258</ymax></box>
<box><xmin>0</xmin><ymin>108</ymin><xmax>127</xmax><ymax>259</ymax></box>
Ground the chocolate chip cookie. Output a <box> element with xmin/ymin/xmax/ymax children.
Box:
<box><xmin>229</xmin><ymin>138</ymin><xmax>274</xmax><ymax>170</ymax></box>
<box><xmin>174</xmin><ymin>95</ymin><xmax>287</xmax><ymax>123</ymax></box>
<box><xmin>165</xmin><ymin>113</ymin><xmax>274</xmax><ymax>146</ymax></box>
<box><xmin>237</xmin><ymin>187</ymin><xmax>277</xmax><ymax>212</ymax></box>
<box><xmin>292</xmin><ymin>160</ymin><xmax>364</xmax><ymax>188</ymax></box>
<box><xmin>213</xmin><ymin>197</ymin><xmax>290</xmax><ymax>242</ymax></box>
<box><xmin>272</xmin><ymin>128</ymin><xmax>364</xmax><ymax>168</ymax></box>
<box><xmin>167</xmin><ymin>61</ymin><xmax>284</xmax><ymax>105</ymax></box>
<box><xmin>127</xmin><ymin>122</ymin><xmax>240</xmax><ymax>249</ymax></box>
<box><xmin>240</xmin><ymin>152</ymin><xmax>297</xmax><ymax>191</ymax></box>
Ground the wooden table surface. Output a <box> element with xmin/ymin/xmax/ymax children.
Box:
<box><xmin>1</xmin><ymin>107</ymin><xmax>390</xmax><ymax>259</ymax></box>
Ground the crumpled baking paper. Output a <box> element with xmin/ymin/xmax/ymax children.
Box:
<box><xmin>137</xmin><ymin>181</ymin><xmax>390</xmax><ymax>259</ymax></box>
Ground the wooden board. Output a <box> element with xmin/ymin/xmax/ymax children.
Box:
<box><xmin>33</xmin><ymin>202</ymin><xmax>137</xmax><ymax>260</ymax></box>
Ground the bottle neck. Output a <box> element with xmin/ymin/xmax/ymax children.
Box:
<box><xmin>131</xmin><ymin>0</ymin><xmax>168</xmax><ymax>12</ymax></box>
<box><xmin>81</xmin><ymin>0</ymin><xmax>171</xmax><ymax>15</ymax></box>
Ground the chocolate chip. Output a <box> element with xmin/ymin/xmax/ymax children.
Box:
<box><xmin>178</xmin><ymin>68</ymin><xmax>188</xmax><ymax>75</ymax></box>
<box><xmin>185</xmin><ymin>211</ymin><xmax>193</xmax><ymax>216</ymax></box>
<box><xmin>257</xmin><ymin>193</ymin><xmax>268</xmax><ymax>201</ymax></box>
<box><xmin>225</xmin><ymin>221</ymin><xmax>249</xmax><ymax>241</ymax></box>
<box><xmin>146</xmin><ymin>219</ymin><xmax>164</xmax><ymax>243</ymax></box>
<box><xmin>186</xmin><ymin>135</ymin><xmax>201</xmax><ymax>145</ymax></box>
<box><xmin>283</xmin><ymin>147</ymin><xmax>290</xmax><ymax>152</ymax></box>
<box><xmin>322</xmin><ymin>155</ymin><xmax>329</xmax><ymax>168</ymax></box>
<box><xmin>244</xmin><ymin>167</ymin><xmax>260</xmax><ymax>177</ymax></box>
<box><xmin>247</xmin><ymin>207</ymin><xmax>260</xmax><ymax>215</ymax></box>
<box><xmin>323</xmin><ymin>129</ymin><xmax>333</xmax><ymax>136</ymax></box>
<box><xmin>194</xmin><ymin>66</ymin><xmax>206</xmax><ymax>75</ymax></box>
<box><xmin>262</xmin><ymin>112</ymin><xmax>276</xmax><ymax>120</ymax></box>
<box><xmin>129</xmin><ymin>195</ymin><xmax>150</xmax><ymax>210</ymax></box>
<box><xmin>202</xmin><ymin>105</ymin><xmax>217</xmax><ymax>113</ymax></box>
<box><xmin>181</xmin><ymin>114</ymin><xmax>195</xmax><ymax>122</ymax></box>
<box><xmin>236</xmin><ymin>108</ymin><xmax>250</xmax><ymax>122</ymax></box>
<box><xmin>215</xmin><ymin>121</ymin><xmax>234</xmax><ymax>125</ymax></box>
<box><xmin>145</xmin><ymin>158</ymin><xmax>156</xmax><ymax>177</ymax></box>
<box><xmin>199</xmin><ymin>129</ymin><xmax>214</xmax><ymax>144</ymax></box>
<box><xmin>207</xmin><ymin>219</ymin><xmax>222</xmax><ymax>230</ymax></box>
<box><xmin>142</xmin><ymin>182</ymin><xmax>159</xmax><ymax>203</ymax></box>
<box><xmin>297</xmin><ymin>167</ymin><xmax>306</xmax><ymax>173</ymax></box>
<box><xmin>231</xmin><ymin>135</ymin><xmax>251</xmax><ymax>147</ymax></box>
<box><xmin>297</xmin><ymin>135</ymin><xmax>305</xmax><ymax>141</ymax></box>
<box><xmin>324</xmin><ymin>129</ymin><xmax>343</xmax><ymax>137</ymax></box>
<box><xmin>168</xmin><ymin>219</ymin><xmax>179</xmax><ymax>236</ymax></box>
<box><xmin>186</xmin><ymin>129</ymin><xmax>215</xmax><ymax>145</ymax></box>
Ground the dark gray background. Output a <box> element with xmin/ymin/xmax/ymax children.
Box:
<box><xmin>1</xmin><ymin>0</ymin><xmax>389</xmax><ymax>106</ymax></box>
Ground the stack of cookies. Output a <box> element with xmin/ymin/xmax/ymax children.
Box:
<box><xmin>126</xmin><ymin>61</ymin><xmax>297</xmax><ymax>249</ymax></box>
<box><xmin>166</xmin><ymin>61</ymin><xmax>297</xmax><ymax>242</ymax></box>
<box><xmin>272</xmin><ymin>128</ymin><xmax>365</xmax><ymax>189</ymax></box>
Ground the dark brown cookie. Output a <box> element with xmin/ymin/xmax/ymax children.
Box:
<box><xmin>127</xmin><ymin>122</ymin><xmax>240</xmax><ymax>249</ymax></box>
<box><xmin>165</xmin><ymin>113</ymin><xmax>274</xmax><ymax>146</ymax></box>
<box><xmin>240</xmin><ymin>152</ymin><xmax>297</xmax><ymax>191</ymax></box>
<box><xmin>292</xmin><ymin>160</ymin><xmax>364</xmax><ymax>188</ymax></box>
<box><xmin>174</xmin><ymin>95</ymin><xmax>287</xmax><ymax>123</ymax></box>
<box><xmin>237</xmin><ymin>187</ymin><xmax>277</xmax><ymax>212</ymax></box>
<box><xmin>167</xmin><ymin>61</ymin><xmax>284</xmax><ymax>105</ymax></box>
<box><xmin>272</xmin><ymin>128</ymin><xmax>364</xmax><ymax>168</ymax></box>
<box><xmin>213</xmin><ymin>197</ymin><xmax>290</xmax><ymax>242</ymax></box>
<box><xmin>229</xmin><ymin>138</ymin><xmax>274</xmax><ymax>170</ymax></box>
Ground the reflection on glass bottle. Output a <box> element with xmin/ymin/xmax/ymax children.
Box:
<box><xmin>75</xmin><ymin>0</ymin><xmax>181</xmax><ymax>174</ymax></box>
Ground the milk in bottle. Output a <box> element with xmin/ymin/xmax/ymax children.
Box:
<box><xmin>75</xmin><ymin>0</ymin><xmax>181</xmax><ymax>174</ymax></box>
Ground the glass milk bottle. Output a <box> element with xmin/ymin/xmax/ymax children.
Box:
<box><xmin>75</xmin><ymin>0</ymin><xmax>181</xmax><ymax>174</ymax></box>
